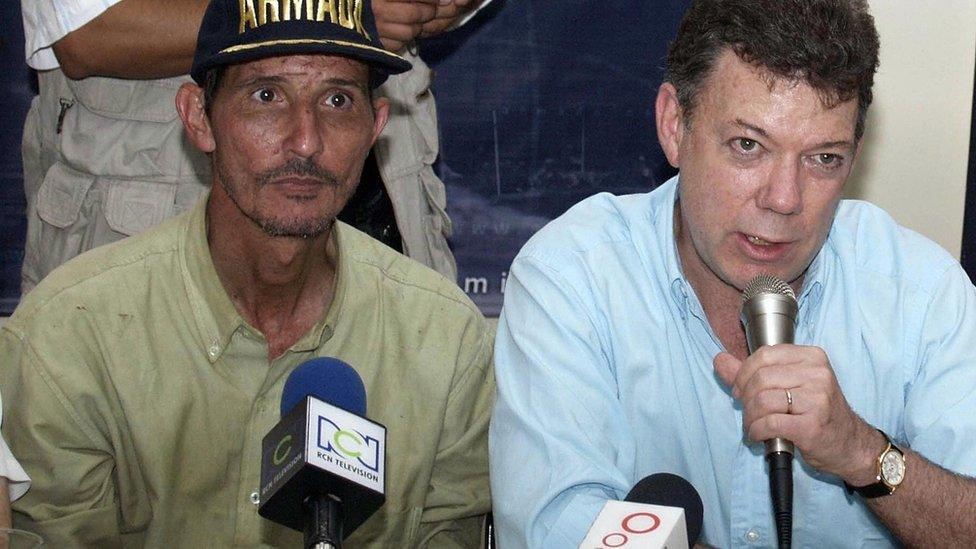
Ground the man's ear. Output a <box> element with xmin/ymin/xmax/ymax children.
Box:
<box><xmin>370</xmin><ymin>96</ymin><xmax>390</xmax><ymax>146</ymax></box>
<box><xmin>176</xmin><ymin>83</ymin><xmax>216</xmax><ymax>153</ymax></box>
<box><xmin>655</xmin><ymin>82</ymin><xmax>685</xmax><ymax>169</ymax></box>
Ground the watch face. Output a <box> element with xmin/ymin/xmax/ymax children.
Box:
<box><xmin>881</xmin><ymin>450</ymin><xmax>906</xmax><ymax>486</ymax></box>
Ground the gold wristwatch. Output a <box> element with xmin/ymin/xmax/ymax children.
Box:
<box><xmin>845</xmin><ymin>429</ymin><xmax>906</xmax><ymax>498</ymax></box>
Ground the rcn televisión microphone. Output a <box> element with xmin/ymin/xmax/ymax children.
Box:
<box><xmin>740</xmin><ymin>274</ymin><xmax>798</xmax><ymax>549</ymax></box>
<box><xmin>258</xmin><ymin>357</ymin><xmax>386</xmax><ymax>549</ymax></box>
<box><xmin>579</xmin><ymin>473</ymin><xmax>704</xmax><ymax>549</ymax></box>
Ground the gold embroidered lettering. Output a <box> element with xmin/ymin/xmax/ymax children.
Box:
<box><xmin>337</xmin><ymin>0</ymin><xmax>353</xmax><ymax>29</ymax></box>
<box><xmin>239</xmin><ymin>0</ymin><xmax>259</xmax><ymax>32</ymax></box>
<box><xmin>353</xmin><ymin>0</ymin><xmax>367</xmax><ymax>37</ymax></box>
<box><xmin>316</xmin><ymin>0</ymin><xmax>338</xmax><ymax>23</ymax></box>
<box><xmin>259</xmin><ymin>0</ymin><xmax>280</xmax><ymax>25</ymax></box>
<box><xmin>283</xmin><ymin>0</ymin><xmax>312</xmax><ymax>20</ymax></box>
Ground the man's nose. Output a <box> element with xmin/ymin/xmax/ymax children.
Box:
<box><xmin>283</xmin><ymin>103</ymin><xmax>324</xmax><ymax>159</ymax></box>
<box><xmin>757</xmin><ymin>159</ymin><xmax>802</xmax><ymax>215</ymax></box>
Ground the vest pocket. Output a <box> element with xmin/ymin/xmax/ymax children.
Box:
<box><xmin>35</xmin><ymin>162</ymin><xmax>94</xmax><ymax>228</ymax></box>
<box><xmin>103</xmin><ymin>179</ymin><xmax>177</xmax><ymax>237</ymax></box>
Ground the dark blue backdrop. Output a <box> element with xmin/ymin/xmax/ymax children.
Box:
<box><xmin>1</xmin><ymin>0</ymin><xmax>34</xmax><ymax>314</ymax></box>
<box><xmin>420</xmin><ymin>0</ymin><xmax>686</xmax><ymax>314</ymax></box>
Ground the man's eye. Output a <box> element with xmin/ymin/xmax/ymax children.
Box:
<box><xmin>817</xmin><ymin>153</ymin><xmax>841</xmax><ymax>166</ymax></box>
<box><xmin>327</xmin><ymin>92</ymin><xmax>351</xmax><ymax>109</ymax></box>
<box><xmin>252</xmin><ymin>88</ymin><xmax>277</xmax><ymax>102</ymax></box>
<box><xmin>733</xmin><ymin>138</ymin><xmax>759</xmax><ymax>153</ymax></box>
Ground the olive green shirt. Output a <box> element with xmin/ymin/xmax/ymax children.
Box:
<box><xmin>1</xmin><ymin>194</ymin><xmax>494</xmax><ymax>547</ymax></box>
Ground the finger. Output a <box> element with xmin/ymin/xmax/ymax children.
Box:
<box><xmin>374</xmin><ymin>2</ymin><xmax>436</xmax><ymax>26</ymax></box>
<box><xmin>419</xmin><ymin>20</ymin><xmax>450</xmax><ymax>38</ymax></box>
<box><xmin>732</xmin><ymin>345</ymin><xmax>807</xmax><ymax>398</ymax></box>
<box><xmin>712</xmin><ymin>352</ymin><xmax>741</xmax><ymax>390</ymax></box>
<box><xmin>376</xmin><ymin>22</ymin><xmax>424</xmax><ymax>51</ymax></box>
<box><xmin>737</xmin><ymin>361</ymin><xmax>811</xmax><ymax>405</ymax></box>
<box><xmin>742</xmin><ymin>386</ymin><xmax>803</xmax><ymax>427</ymax></box>
<box><xmin>431</xmin><ymin>2</ymin><xmax>462</xmax><ymax>18</ymax></box>
<box><xmin>746</xmin><ymin>411</ymin><xmax>808</xmax><ymax>444</ymax></box>
<box><xmin>379</xmin><ymin>36</ymin><xmax>408</xmax><ymax>53</ymax></box>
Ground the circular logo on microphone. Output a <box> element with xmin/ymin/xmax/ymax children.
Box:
<box><xmin>600</xmin><ymin>512</ymin><xmax>661</xmax><ymax>547</ymax></box>
<box><xmin>273</xmin><ymin>434</ymin><xmax>293</xmax><ymax>466</ymax></box>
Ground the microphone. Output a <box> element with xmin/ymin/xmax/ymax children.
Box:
<box><xmin>258</xmin><ymin>358</ymin><xmax>387</xmax><ymax>549</ymax></box>
<box><xmin>626</xmin><ymin>473</ymin><xmax>703</xmax><ymax>545</ymax></box>
<box><xmin>740</xmin><ymin>274</ymin><xmax>798</xmax><ymax>549</ymax></box>
<box><xmin>579</xmin><ymin>473</ymin><xmax>704</xmax><ymax>549</ymax></box>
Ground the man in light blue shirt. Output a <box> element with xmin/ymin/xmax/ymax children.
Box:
<box><xmin>490</xmin><ymin>0</ymin><xmax>976</xmax><ymax>547</ymax></box>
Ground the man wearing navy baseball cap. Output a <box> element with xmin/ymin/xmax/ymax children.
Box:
<box><xmin>1</xmin><ymin>0</ymin><xmax>494</xmax><ymax>546</ymax></box>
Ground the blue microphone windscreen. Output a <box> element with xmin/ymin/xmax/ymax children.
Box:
<box><xmin>280</xmin><ymin>357</ymin><xmax>366</xmax><ymax>417</ymax></box>
<box><xmin>625</xmin><ymin>472</ymin><xmax>704</xmax><ymax>544</ymax></box>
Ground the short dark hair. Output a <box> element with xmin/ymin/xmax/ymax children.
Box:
<box><xmin>665</xmin><ymin>0</ymin><xmax>880</xmax><ymax>140</ymax></box>
<box><xmin>202</xmin><ymin>66</ymin><xmax>226</xmax><ymax>116</ymax></box>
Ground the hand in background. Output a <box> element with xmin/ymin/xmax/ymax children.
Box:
<box><xmin>373</xmin><ymin>0</ymin><xmax>485</xmax><ymax>53</ymax></box>
<box><xmin>372</xmin><ymin>0</ymin><xmax>438</xmax><ymax>53</ymax></box>
<box><xmin>420</xmin><ymin>0</ymin><xmax>483</xmax><ymax>38</ymax></box>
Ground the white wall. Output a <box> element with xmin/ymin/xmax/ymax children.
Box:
<box><xmin>847</xmin><ymin>1</ymin><xmax>976</xmax><ymax>258</ymax></box>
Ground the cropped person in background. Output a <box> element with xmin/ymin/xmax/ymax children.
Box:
<box><xmin>0</xmin><ymin>391</ymin><xmax>31</xmax><ymax>529</ymax></box>
<box><xmin>3</xmin><ymin>1</ymin><xmax>493</xmax><ymax>545</ymax></box>
<box><xmin>19</xmin><ymin>0</ymin><xmax>489</xmax><ymax>292</ymax></box>
<box><xmin>490</xmin><ymin>0</ymin><xmax>976</xmax><ymax>547</ymax></box>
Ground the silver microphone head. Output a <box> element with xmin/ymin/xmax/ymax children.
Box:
<box><xmin>740</xmin><ymin>274</ymin><xmax>798</xmax><ymax>353</ymax></box>
<box><xmin>742</xmin><ymin>274</ymin><xmax>796</xmax><ymax>302</ymax></box>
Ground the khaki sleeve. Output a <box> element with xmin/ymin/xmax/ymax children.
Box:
<box><xmin>0</xmin><ymin>325</ymin><xmax>150</xmax><ymax>547</ymax></box>
<box><xmin>415</xmin><ymin>317</ymin><xmax>496</xmax><ymax>547</ymax></box>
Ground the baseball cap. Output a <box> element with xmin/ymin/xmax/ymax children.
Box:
<box><xmin>190</xmin><ymin>0</ymin><xmax>412</xmax><ymax>87</ymax></box>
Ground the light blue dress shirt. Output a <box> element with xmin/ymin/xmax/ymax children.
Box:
<box><xmin>490</xmin><ymin>176</ymin><xmax>976</xmax><ymax>548</ymax></box>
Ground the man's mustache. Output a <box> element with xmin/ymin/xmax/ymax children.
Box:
<box><xmin>258</xmin><ymin>159</ymin><xmax>340</xmax><ymax>187</ymax></box>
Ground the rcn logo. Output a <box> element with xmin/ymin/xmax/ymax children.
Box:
<box><xmin>317</xmin><ymin>416</ymin><xmax>381</xmax><ymax>472</ymax></box>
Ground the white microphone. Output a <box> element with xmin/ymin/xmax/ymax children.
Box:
<box><xmin>579</xmin><ymin>473</ymin><xmax>703</xmax><ymax>549</ymax></box>
<box><xmin>579</xmin><ymin>501</ymin><xmax>688</xmax><ymax>549</ymax></box>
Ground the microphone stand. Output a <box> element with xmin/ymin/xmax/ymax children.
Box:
<box><xmin>766</xmin><ymin>442</ymin><xmax>793</xmax><ymax>549</ymax></box>
<box><xmin>304</xmin><ymin>495</ymin><xmax>343</xmax><ymax>549</ymax></box>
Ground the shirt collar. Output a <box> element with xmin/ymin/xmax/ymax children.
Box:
<box><xmin>180</xmin><ymin>195</ymin><xmax>347</xmax><ymax>362</ymax></box>
<box><xmin>181</xmin><ymin>193</ymin><xmax>244</xmax><ymax>363</ymax></box>
<box><xmin>796</xmin><ymin>231</ymin><xmax>829</xmax><ymax>326</ymax></box>
<box><xmin>639</xmin><ymin>176</ymin><xmax>691</xmax><ymax>316</ymax></box>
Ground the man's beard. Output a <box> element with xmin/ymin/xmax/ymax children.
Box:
<box><xmin>218</xmin><ymin>157</ymin><xmax>343</xmax><ymax>239</ymax></box>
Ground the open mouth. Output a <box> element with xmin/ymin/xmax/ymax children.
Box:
<box><xmin>746</xmin><ymin>234</ymin><xmax>773</xmax><ymax>246</ymax></box>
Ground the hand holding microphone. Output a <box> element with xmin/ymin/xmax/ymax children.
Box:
<box><xmin>713</xmin><ymin>275</ymin><xmax>880</xmax><ymax>548</ymax></box>
<box><xmin>713</xmin><ymin>278</ymin><xmax>877</xmax><ymax>479</ymax></box>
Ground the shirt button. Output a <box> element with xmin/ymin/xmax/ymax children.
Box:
<box><xmin>208</xmin><ymin>344</ymin><xmax>220</xmax><ymax>358</ymax></box>
<box><xmin>250</xmin><ymin>491</ymin><xmax>260</xmax><ymax>505</ymax></box>
<box><xmin>745</xmin><ymin>529</ymin><xmax>760</xmax><ymax>543</ymax></box>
